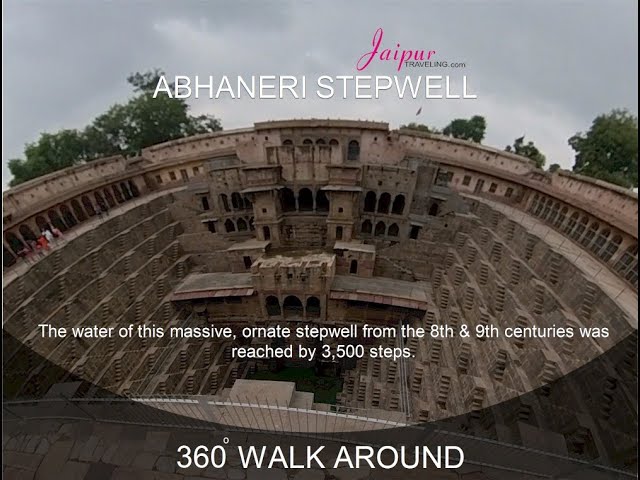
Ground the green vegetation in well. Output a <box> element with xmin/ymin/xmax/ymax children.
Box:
<box><xmin>248</xmin><ymin>367</ymin><xmax>343</xmax><ymax>405</ymax></box>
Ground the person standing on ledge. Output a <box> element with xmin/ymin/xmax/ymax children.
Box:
<box><xmin>51</xmin><ymin>226</ymin><xmax>64</xmax><ymax>242</ymax></box>
<box><xmin>43</xmin><ymin>228</ymin><xmax>54</xmax><ymax>244</ymax></box>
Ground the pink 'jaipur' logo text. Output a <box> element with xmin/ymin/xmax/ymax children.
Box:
<box><xmin>357</xmin><ymin>28</ymin><xmax>436</xmax><ymax>72</ymax></box>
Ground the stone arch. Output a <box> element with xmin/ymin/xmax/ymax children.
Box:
<box><xmin>335</xmin><ymin>226</ymin><xmax>343</xmax><ymax>240</ymax></box>
<box><xmin>316</xmin><ymin>190</ymin><xmax>329</xmax><ymax>212</ymax></box>
<box><xmin>266</xmin><ymin>296</ymin><xmax>281</xmax><ymax>316</ymax></box>
<box><xmin>329</xmin><ymin>139</ymin><xmax>339</xmax><ymax>146</ymax></box>
<box><xmin>71</xmin><ymin>199</ymin><xmax>87</xmax><ymax>221</ymax></box>
<box><xmin>282</xmin><ymin>139</ymin><xmax>293</xmax><ymax>146</ymax></box>
<box><xmin>548</xmin><ymin>202</ymin><xmax>560</xmax><ymax>224</ymax></box>
<box><xmin>555</xmin><ymin>206</ymin><xmax>568</xmax><ymax>228</ymax></box>
<box><xmin>316</xmin><ymin>138</ymin><xmax>326</xmax><ymax>145</ymax></box>
<box><xmin>364</xmin><ymin>191</ymin><xmax>377</xmax><ymax>212</ymax></box>
<box><xmin>591</xmin><ymin>228</ymin><xmax>610</xmax><ymax>255</ymax></box>
<box><xmin>48</xmin><ymin>209</ymin><xmax>67</xmax><ymax>232</ymax></box>
<box><xmin>298</xmin><ymin>188</ymin><xmax>314</xmax><ymax>211</ymax></box>
<box><xmin>581</xmin><ymin>222</ymin><xmax>599</xmax><ymax>247</ymax></box>
<box><xmin>347</xmin><ymin>140</ymin><xmax>360</xmax><ymax>160</ymax></box>
<box><xmin>615</xmin><ymin>244</ymin><xmax>638</xmax><ymax>284</ymax></box>
<box><xmin>103</xmin><ymin>189</ymin><xmax>116</xmax><ymax>207</ymax></box>
<box><xmin>237</xmin><ymin>218</ymin><xmax>248</xmax><ymax>231</ymax></box>
<box><xmin>112</xmin><ymin>184</ymin><xmax>124</xmax><ymax>203</ymax></box>
<box><xmin>280</xmin><ymin>188</ymin><xmax>296</xmax><ymax>212</ymax></box>
<box><xmin>306</xmin><ymin>296</ymin><xmax>321</xmax><ymax>317</ymax></box>
<box><xmin>231</xmin><ymin>192</ymin><xmax>242</xmax><ymax>210</ymax></box>
<box><xmin>388</xmin><ymin>223</ymin><xmax>399</xmax><ymax>237</ymax></box>
<box><xmin>534</xmin><ymin>195</ymin><xmax>544</xmax><ymax>216</ymax></box>
<box><xmin>19</xmin><ymin>225</ymin><xmax>37</xmax><ymax>243</ymax></box>
<box><xmin>81</xmin><ymin>195</ymin><xmax>96</xmax><ymax>216</ymax></box>
<box><xmin>361</xmin><ymin>220</ymin><xmax>372</xmax><ymax>234</ymax></box>
<box><xmin>224</xmin><ymin>219</ymin><xmax>236</xmax><ymax>233</ymax></box>
<box><xmin>564</xmin><ymin>211</ymin><xmax>579</xmax><ymax>234</ymax></box>
<box><xmin>530</xmin><ymin>194</ymin><xmax>540</xmax><ymax>213</ymax></box>
<box><xmin>572</xmin><ymin>215</ymin><xmax>589</xmax><ymax>241</ymax></box>
<box><xmin>94</xmin><ymin>191</ymin><xmax>107</xmax><ymax>211</ymax></box>
<box><xmin>60</xmin><ymin>205</ymin><xmax>77</xmax><ymax>228</ymax></box>
<box><xmin>302</xmin><ymin>138</ymin><xmax>313</xmax><ymax>145</ymax></box>
<box><xmin>283</xmin><ymin>295</ymin><xmax>303</xmax><ymax>317</ymax></box>
<box><xmin>374</xmin><ymin>221</ymin><xmax>386</xmax><ymax>236</ymax></box>
<box><xmin>263</xmin><ymin>226</ymin><xmax>271</xmax><ymax>241</ymax></box>
<box><xmin>5</xmin><ymin>232</ymin><xmax>24</xmax><ymax>254</ymax></box>
<box><xmin>350</xmin><ymin>259</ymin><xmax>358</xmax><ymax>274</ymax></box>
<box><xmin>601</xmin><ymin>234</ymin><xmax>622</xmax><ymax>262</ymax></box>
<box><xmin>428</xmin><ymin>202</ymin><xmax>439</xmax><ymax>216</ymax></box>
<box><xmin>35</xmin><ymin>215</ymin><xmax>49</xmax><ymax>231</ymax></box>
<box><xmin>128</xmin><ymin>180</ymin><xmax>140</xmax><ymax>197</ymax></box>
<box><xmin>120</xmin><ymin>182</ymin><xmax>132</xmax><ymax>200</ymax></box>
<box><xmin>541</xmin><ymin>198</ymin><xmax>552</xmax><ymax>219</ymax></box>
<box><xmin>391</xmin><ymin>195</ymin><xmax>405</xmax><ymax>215</ymax></box>
<box><xmin>377</xmin><ymin>193</ymin><xmax>391</xmax><ymax>214</ymax></box>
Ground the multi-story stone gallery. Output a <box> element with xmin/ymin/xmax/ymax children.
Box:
<box><xmin>2</xmin><ymin>119</ymin><xmax>637</xmax><ymax>471</ymax></box>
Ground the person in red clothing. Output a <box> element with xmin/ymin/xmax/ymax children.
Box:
<box><xmin>37</xmin><ymin>235</ymin><xmax>50</xmax><ymax>252</ymax></box>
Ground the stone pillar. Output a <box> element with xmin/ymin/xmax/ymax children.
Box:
<box><xmin>608</xmin><ymin>237</ymin><xmax>633</xmax><ymax>269</ymax></box>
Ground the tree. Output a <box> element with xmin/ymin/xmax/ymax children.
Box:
<box><xmin>400</xmin><ymin>122</ymin><xmax>441</xmax><ymax>134</ymax></box>
<box><xmin>442</xmin><ymin>115</ymin><xmax>486</xmax><ymax>143</ymax></box>
<box><xmin>548</xmin><ymin>163</ymin><xmax>561</xmax><ymax>173</ymax></box>
<box><xmin>569</xmin><ymin>109</ymin><xmax>638</xmax><ymax>188</ymax></box>
<box><xmin>505</xmin><ymin>136</ymin><xmax>546</xmax><ymax>169</ymax></box>
<box><xmin>8</xmin><ymin>130</ymin><xmax>89</xmax><ymax>186</ymax></box>
<box><xmin>8</xmin><ymin>69</ymin><xmax>222</xmax><ymax>186</ymax></box>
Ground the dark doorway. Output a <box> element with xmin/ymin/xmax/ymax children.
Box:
<box><xmin>298</xmin><ymin>188</ymin><xmax>313</xmax><ymax>211</ymax></box>
<box><xmin>266</xmin><ymin>296</ymin><xmax>281</xmax><ymax>316</ymax></box>
<box><xmin>392</xmin><ymin>195</ymin><xmax>405</xmax><ymax>215</ymax></box>
<box><xmin>347</xmin><ymin>140</ymin><xmax>360</xmax><ymax>160</ymax></box>
<box><xmin>350</xmin><ymin>259</ymin><xmax>358</xmax><ymax>274</ymax></box>
<box><xmin>283</xmin><ymin>296</ymin><xmax>303</xmax><ymax>317</ymax></box>
<box><xmin>280</xmin><ymin>188</ymin><xmax>296</xmax><ymax>212</ymax></box>
<box><xmin>364</xmin><ymin>191</ymin><xmax>376</xmax><ymax>212</ymax></box>
<box><xmin>377</xmin><ymin>193</ymin><xmax>391</xmax><ymax>214</ymax></box>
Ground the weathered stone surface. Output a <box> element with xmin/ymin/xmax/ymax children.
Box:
<box><xmin>154</xmin><ymin>456</ymin><xmax>176</xmax><ymax>474</ymax></box>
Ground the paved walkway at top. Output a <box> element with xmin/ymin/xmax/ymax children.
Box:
<box><xmin>3</xmin><ymin>188</ymin><xmax>184</xmax><ymax>288</ymax></box>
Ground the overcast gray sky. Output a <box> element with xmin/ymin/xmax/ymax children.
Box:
<box><xmin>2</xmin><ymin>1</ymin><xmax>638</xmax><ymax>190</ymax></box>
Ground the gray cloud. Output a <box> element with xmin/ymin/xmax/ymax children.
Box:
<box><xmin>3</xmin><ymin>0</ymin><xmax>637</xmax><ymax>189</ymax></box>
